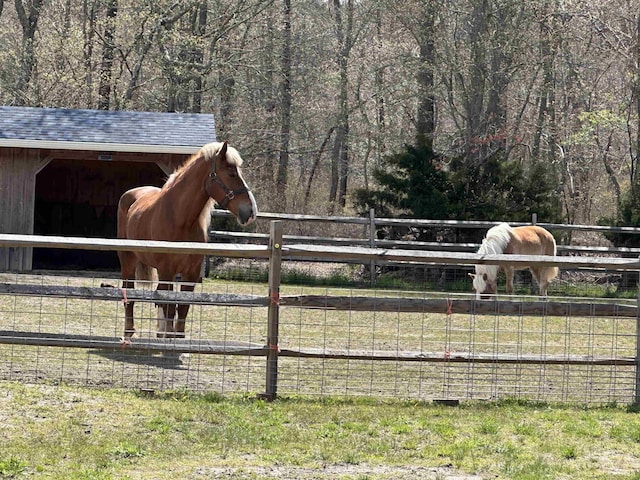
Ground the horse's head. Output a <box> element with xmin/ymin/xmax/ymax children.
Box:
<box><xmin>469</xmin><ymin>268</ymin><xmax>497</xmax><ymax>300</ymax></box>
<box><xmin>204</xmin><ymin>142</ymin><xmax>258</xmax><ymax>226</ymax></box>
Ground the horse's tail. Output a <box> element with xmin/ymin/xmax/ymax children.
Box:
<box><xmin>135</xmin><ymin>262</ymin><xmax>158</xmax><ymax>290</ymax></box>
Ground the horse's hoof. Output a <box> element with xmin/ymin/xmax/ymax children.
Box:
<box><xmin>120</xmin><ymin>337</ymin><xmax>132</xmax><ymax>347</ymax></box>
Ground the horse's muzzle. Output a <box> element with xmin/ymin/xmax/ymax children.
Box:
<box><xmin>237</xmin><ymin>198</ymin><xmax>257</xmax><ymax>226</ymax></box>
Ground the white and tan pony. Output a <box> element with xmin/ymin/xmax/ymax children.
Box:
<box><xmin>470</xmin><ymin>223</ymin><xmax>559</xmax><ymax>299</ymax></box>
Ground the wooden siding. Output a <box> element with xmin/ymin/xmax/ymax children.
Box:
<box><xmin>0</xmin><ymin>148</ymin><xmax>49</xmax><ymax>270</ymax></box>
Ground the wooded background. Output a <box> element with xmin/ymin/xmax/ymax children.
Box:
<box><xmin>0</xmin><ymin>0</ymin><xmax>638</xmax><ymax>226</ymax></box>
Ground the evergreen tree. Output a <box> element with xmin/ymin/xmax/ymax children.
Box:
<box><xmin>354</xmin><ymin>144</ymin><xmax>562</xmax><ymax>242</ymax></box>
<box><xmin>354</xmin><ymin>144</ymin><xmax>451</xmax><ymax>219</ymax></box>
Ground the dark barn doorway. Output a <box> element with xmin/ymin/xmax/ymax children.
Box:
<box><xmin>33</xmin><ymin>158</ymin><xmax>165</xmax><ymax>270</ymax></box>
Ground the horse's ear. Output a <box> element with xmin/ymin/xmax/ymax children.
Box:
<box><xmin>219</xmin><ymin>141</ymin><xmax>228</xmax><ymax>158</ymax></box>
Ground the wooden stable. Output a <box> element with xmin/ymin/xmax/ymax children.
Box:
<box><xmin>0</xmin><ymin>106</ymin><xmax>216</xmax><ymax>271</ymax></box>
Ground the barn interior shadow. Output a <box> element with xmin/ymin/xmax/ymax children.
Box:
<box><xmin>33</xmin><ymin>158</ymin><xmax>164</xmax><ymax>270</ymax></box>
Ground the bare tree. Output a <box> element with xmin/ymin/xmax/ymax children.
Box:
<box><xmin>275</xmin><ymin>0</ymin><xmax>292</xmax><ymax>211</ymax></box>
<box><xmin>329</xmin><ymin>0</ymin><xmax>353</xmax><ymax>210</ymax></box>
<box><xmin>14</xmin><ymin>0</ymin><xmax>44</xmax><ymax>105</ymax></box>
<box><xmin>82</xmin><ymin>0</ymin><xmax>97</xmax><ymax>107</ymax></box>
<box><xmin>97</xmin><ymin>0</ymin><xmax>117</xmax><ymax>110</ymax></box>
<box><xmin>415</xmin><ymin>4</ymin><xmax>436</xmax><ymax>148</ymax></box>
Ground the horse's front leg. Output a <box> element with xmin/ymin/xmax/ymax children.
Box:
<box><xmin>156</xmin><ymin>280</ymin><xmax>177</xmax><ymax>338</ymax></box>
<box><xmin>122</xmin><ymin>279</ymin><xmax>136</xmax><ymax>338</ymax></box>
<box><xmin>175</xmin><ymin>268</ymin><xmax>201</xmax><ymax>338</ymax></box>
<box><xmin>175</xmin><ymin>282</ymin><xmax>196</xmax><ymax>339</ymax></box>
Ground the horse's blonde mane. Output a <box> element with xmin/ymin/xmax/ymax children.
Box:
<box><xmin>163</xmin><ymin>142</ymin><xmax>244</xmax><ymax>229</ymax></box>
<box><xmin>475</xmin><ymin>223</ymin><xmax>514</xmax><ymax>279</ymax></box>
<box><xmin>167</xmin><ymin>142</ymin><xmax>243</xmax><ymax>185</ymax></box>
<box><xmin>200</xmin><ymin>142</ymin><xmax>243</xmax><ymax>167</ymax></box>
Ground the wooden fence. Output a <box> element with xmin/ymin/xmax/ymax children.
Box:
<box><xmin>208</xmin><ymin>210</ymin><xmax>640</xmax><ymax>286</ymax></box>
<box><xmin>210</xmin><ymin>209</ymin><xmax>640</xmax><ymax>254</ymax></box>
<box><xmin>1</xmin><ymin>221</ymin><xmax>640</xmax><ymax>403</ymax></box>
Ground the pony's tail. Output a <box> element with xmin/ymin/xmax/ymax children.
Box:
<box><xmin>545</xmin><ymin>266</ymin><xmax>560</xmax><ymax>283</ymax></box>
<box><xmin>135</xmin><ymin>262</ymin><xmax>158</xmax><ymax>290</ymax></box>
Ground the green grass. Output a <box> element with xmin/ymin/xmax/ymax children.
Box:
<box><xmin>212</xmin><ymin>263</ymin><xmax>361</xmax><ymax>288</ymax></box>
<box><xmin>206</xmin><ymin>260</ymin><xmax>637</xmax><ymax>299</ymax></box>
<box><xmin>3</xmin><ymin>382</ymin><xmax>640</xmax><ymax>479</ymax></box>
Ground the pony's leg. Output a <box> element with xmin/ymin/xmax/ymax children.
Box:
<box><xmin>504</xmin><ymin>266</ymin><xmax>515</xmax><ymax>294</ymax></box>
<box><xmin>156</xmin><ymin>280</ymin><xmax>176</xmax><ymax>338</ymax></box>
<box><xmin>539</xmin><ymin>280</ymin><xmax>548</xmax><ymax>296</ymax></box>
<box><xmin>531</xmin><ymin>268</ymin><xmax>548</xmax><ymax>296</ymax></box>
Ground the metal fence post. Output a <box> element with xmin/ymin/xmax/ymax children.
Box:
<box><xmin>263</xmin><ymin>220</ymin><xmax>283</xmax><ymax>400</ymax></box>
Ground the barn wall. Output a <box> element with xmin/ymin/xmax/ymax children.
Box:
<box><xmin>0</xmin><ymin>148</ymin><xmax>49</xmax><ymax>270</ymax></box>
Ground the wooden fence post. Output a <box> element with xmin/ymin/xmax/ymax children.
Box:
<box><xmin>263</xmin><ymin>220</ymin><xmax>283</xmax><ymax>400</ymax></box>
<box><xmin>635</xmin><ymin>287</ymin><xmax>640</xmax><ymax>405</ymax></box>
<box><xmin>369</xmin><ymin>208</ymin><xmax>376</xmax><ymax>286</ymax></box>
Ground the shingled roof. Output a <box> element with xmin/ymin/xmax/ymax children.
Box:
<box><xmin>0</xmin><ymin>106</ymin><xmax>216</xmax><ymax>154</ymax></box>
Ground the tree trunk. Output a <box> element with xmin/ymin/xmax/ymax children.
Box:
<box><xmin>14</xmin><ymin>0</ymin><xmax>44</xmax><ymax>105</ymax></box>
<box><xmin>330</xmin><ymin>0</ymin><xmax>352</xmax><ymax>209</ymax></box>
<box><xmin>217</xmin><ymin>37</ymin><xmax>235</xmax><ymax>138</ymax></box>
<box><xmin>191</xmin><ymin>1</ymin><xmax>207</xmax><ymax>113</ymax></box>
<box><xmin>532</xmin><ymin>7</ymin><xmax>555</xmax><ymax>161</ymax></box>
<box><xmin>374</xmin><ymin>8</ymin><xmax>385</xmax><ymax>165</ymax></box>
<box><xmin>416</xmin><ymin>7</ymin><xmax>435</xmax><ymax>149</ymax></box>
<box><xmin>97</xmin><ymin>0</ymin><xmax>117</xmax><ymax>110</ymax></box>
<box><xmin>276</xmin><ymin>0</ymin><xmax>292</xmax><ymax>211</ymax></box>
<box><xmin>82</xmin><ymin>0</ymin><xmax>97</xmax><ymax>107</ymax></box>
<box><xmin>465</xmin><ymin>0</ymin><xmax>488</xmax><ymax>165</ymax></box>
<box><xmin>304</xmin><ymin>127</ymin><xmax>335</xmax><ymax>210</ymax></box>
<box><xmin>634</xmin><ymin>11</ymin><xmax>640</xmax><ymax>190</ymax></box>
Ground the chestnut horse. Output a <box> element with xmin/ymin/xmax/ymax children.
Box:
<box><xmin>117</xmin><ymin>142</ymin><xmax>257</xmax><ymax>340</ymax></box>
<box><xmin>470</xmin><ymin>223</ymin><xmax>558</xmax><ymax>299</ymax></box>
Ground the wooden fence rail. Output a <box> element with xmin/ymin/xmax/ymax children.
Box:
<box><xmin>5</xmin><ymin>233</ymin><xmax>640</xmax><ymax>270</ymax></box>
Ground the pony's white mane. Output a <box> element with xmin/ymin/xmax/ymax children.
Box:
<box><xmin>475</xmin><ymin>223</ymin><xmax>514</xmax><ymax>280</ymax></box>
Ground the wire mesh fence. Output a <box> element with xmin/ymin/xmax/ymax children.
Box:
<box><xmin>0</xmin><ymin>272</ymin><xmax>268</xmax><ymax>394</ymax></box>
<box><xmin>0</xmin><ymin>264</ymin><xmax>637</xmax><ymax>404</ymax></box>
